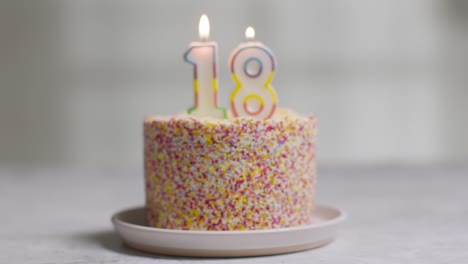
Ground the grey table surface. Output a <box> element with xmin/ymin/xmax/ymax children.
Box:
<box><xmin>1</xmin><ymin>164</ymin><xmax>467</xmax><ymax>263</ymax></box>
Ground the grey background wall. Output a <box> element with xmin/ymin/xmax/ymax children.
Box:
<box><xmin>1</xmin><ymin>0</ymin><xmax>467</xmax><ymax>168</ymax></box>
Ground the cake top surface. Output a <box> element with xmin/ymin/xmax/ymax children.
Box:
<box><xmin>145</xmin><ymin>108</ymin><xmax>314</xmax><ymax>125</ymax></box>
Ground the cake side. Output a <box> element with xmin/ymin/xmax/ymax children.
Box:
<box><xmin>144</xmin><ymin>108</ymin><xmax>318</xmax><ymax>230</ymax></box>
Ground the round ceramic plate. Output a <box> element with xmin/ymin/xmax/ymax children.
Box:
<box><xmin>111</xmin><ymin>204</ymin><xmax>346</xmax><ymax>257</ymax></box>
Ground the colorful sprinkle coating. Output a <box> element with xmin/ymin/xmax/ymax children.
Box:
<box><xmin>144</xmin><ymin>108</ymin><xmax>318</xmax><ymax>231</ymax></box>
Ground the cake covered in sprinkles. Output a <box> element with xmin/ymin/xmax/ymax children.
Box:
<box><xmin>144</xmin><ymin>108</ymin><xmax>318</xmax><ymax>230</ymax></box>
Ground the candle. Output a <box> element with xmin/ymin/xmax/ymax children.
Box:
<box><xmin>184</xmin><ymin>15</ymin><xmax>227</xmax><ymax>119</ymax></box>
<box><xmin>229</xmin><ymin>27</ymin><xmax>278</xmax><ymax>119</ymax></box>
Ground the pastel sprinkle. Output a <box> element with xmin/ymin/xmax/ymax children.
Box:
<box><xmin>144</xmin><ymin>108</ymin><xmax>318</xmax><ymax>231</ymax></box>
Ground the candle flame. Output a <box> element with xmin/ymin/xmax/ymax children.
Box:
<box><xmin>199</xmin><ymin>14</ymin><xmax>210</xmax><ymax>41</ymax></box>
<box><xmin>245</xmin><ymin>26</ymin><xmax>255</xmax><ymax>41</ymax></box>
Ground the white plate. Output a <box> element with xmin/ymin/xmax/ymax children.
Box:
<box><xmin>112</xmin><ymin>204</ymin><xmax>346</xmax><ymax>257</ymax></box>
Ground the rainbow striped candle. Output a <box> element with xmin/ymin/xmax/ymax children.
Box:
<box><xmin>229</xmin><ymin>27</ymin><xmax>278</xmax><ymax>120</ymax></box>
<box><xmin>184</xmin><ymin>15</ymin><xmax>226</xmax><ymax>119</ymax></box>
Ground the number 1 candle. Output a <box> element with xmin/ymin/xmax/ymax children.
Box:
<box><xmin>184</xmin><ymin>15</ymin><xmax>226</xmax><ymax>119</ymax></box>
<box><xmin>229</xmin><ymin>27</ymin><xmax>278</xmax><ymax>119</ymax></box>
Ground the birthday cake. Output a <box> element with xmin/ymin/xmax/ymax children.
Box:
<box><xmin>144</xmin><ymin>109</ymin><xmax>317</xmax><ymax>230</ymax></box>
<box><xmin>144</xmin><ymin>15</ymin><xmax>318</xmax><ymax>231</ymax></box>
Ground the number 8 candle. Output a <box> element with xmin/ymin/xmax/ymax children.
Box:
<box><xmin>184</xmin><ymin>15</ymin><xmax>226</xmax><ymax>119</ymax></box>
<box><xmin>229</xmin><ymin>27</ymin><xmax>278</xmax><ymax>119</ymax></box>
